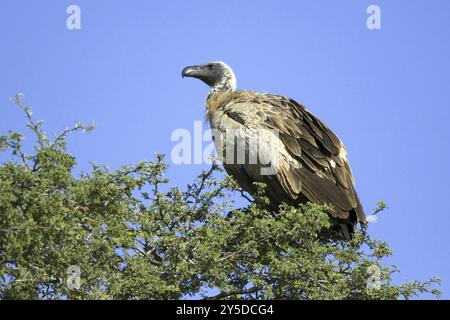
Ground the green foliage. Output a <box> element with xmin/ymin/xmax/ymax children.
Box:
<box><xmin>0</xmin><ymin>95</ymin><xmax>441</xmax><ymax>299</ymax></box>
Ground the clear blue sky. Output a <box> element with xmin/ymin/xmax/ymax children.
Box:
<box><xmin>1</xmin><ymin>0</ymin><xmax>449</xmax><ymax>299</ymax></box>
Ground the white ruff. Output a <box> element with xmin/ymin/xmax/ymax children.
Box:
<box><xmin>209</xmin><ymin>61</ymin><xmax>237</xmax><ymax>95</ymax></box>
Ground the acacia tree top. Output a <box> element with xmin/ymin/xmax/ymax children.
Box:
<box><xmin>0</xmin><ymin>95</ymin><xmax>441</xmax><ymax>299</ymax></box>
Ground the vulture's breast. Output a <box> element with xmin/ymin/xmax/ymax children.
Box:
<box><xmin>205</xmin><ymin>92</ymin><xmax>299</xmax><ymax>175</ymax></box>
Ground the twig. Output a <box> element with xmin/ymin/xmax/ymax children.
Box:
<box><xmin>203</xmin><ymin>286</ymin><xmax>261</xmax><ymax>300</ymax></box>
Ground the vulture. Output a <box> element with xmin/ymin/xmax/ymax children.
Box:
<box><xmin>182</xmin><ymin>61</ymin><xmax>366</xmax><ymax>239</ymax></box>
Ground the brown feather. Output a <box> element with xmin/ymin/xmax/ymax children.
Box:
<box><xmin>205</xmin><ymin>90</ymin><xmax>366</xmax><ymax>236</ymax></box>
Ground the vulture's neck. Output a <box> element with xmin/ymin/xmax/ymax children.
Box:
<box><xmin>209</xmin><ymin>73</ymin><xmax>237</xmax><ymax>97</ymax></box>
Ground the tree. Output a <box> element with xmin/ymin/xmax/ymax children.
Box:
<box><xmin>0</xmin><ymin>94</ymin><xmax>441</xmax><ymax>300</ymax></box>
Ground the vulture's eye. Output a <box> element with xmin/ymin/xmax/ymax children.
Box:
<box><xmin>208</xmin><ymin>64</ymin><xmax>214</xmax><ymax>70</ymax></box>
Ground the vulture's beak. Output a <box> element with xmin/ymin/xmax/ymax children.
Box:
<box><xmin>181</xmin><ymin>65</ymin><xmax>203</xmax><ymax>78</ymax></box>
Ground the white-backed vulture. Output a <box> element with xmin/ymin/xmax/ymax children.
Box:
<box><xmin>182</xmin><ymin>61</ymin><xmax>366</xmax><ymax>239</ymax></box>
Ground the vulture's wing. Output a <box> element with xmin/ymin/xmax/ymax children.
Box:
<box><xmin>212</xmin><ymin>91</ymin><xmax>365</xmax><ymax>223</ymax></box>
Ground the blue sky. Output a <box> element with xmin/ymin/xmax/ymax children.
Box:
<box><xmin>1</xmin><ymin>0</ymin><xmax>449</xmax><ymax>298</ymax></box>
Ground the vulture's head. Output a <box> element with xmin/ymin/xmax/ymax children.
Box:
<box><xmin>182</xmin><ymin>61</ymin><xmax>236</xmax><ymax>93</ymax></box>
